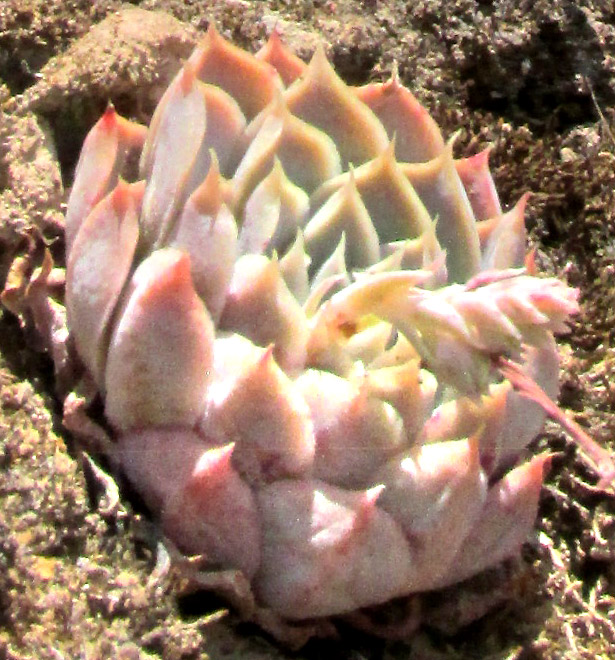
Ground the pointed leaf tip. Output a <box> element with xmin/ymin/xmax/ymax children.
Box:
<box><xmin>110</xmin><ymin>179</ymin><xmax>139</xmax><ymax>216</ymax></box>
<box><xmin>525</xmin><ymin>247</ymin><xmax>538</xmax><ymax>275</ymax></box>
<box><xmin>191</xmin><ymin>442</ymin><xmax>236</xmax><ymax>486</ymax></box>
<box><xmin>256</xmin><ymin>28</ymin><xmax>307</xmax><ymax>86</ymax></box>
<box><xmin>142</xmin><ymin>248</ymin><xmax>193</xmax><ymax>298</ymax></box>
<box><xmin>310</xmin><ymin>42</ymin><xmax>330</xmax><ymax>72</ymax></box>
<box><xmin>517</xmin><ymin>191</ymin><xmax>531</xmax><ymax>214</ymax></box>
<box><xmin>350</xmin><ymin>484</ymin><xmax>386</xmax><ymax>539</ymax></box>
<box><xmin>100</xmin><ymin>104</ymin><xmax>118</xmax><ymax>131</ymax></box>
<box><xmin>190</xmin><ymin>151</ymin><xmax>223</xmax><ymax>216</ymax></box>
<box><xmin>363</xmin><ymin>483</ymin><xmax>386</xmax><ymax>508</ymax></box>
<box><xmin>258</xmin><ymin>343</ymin><xmax>276</xmax><ymax>366</ymax></box>
<box><xmin>206</xmin><ymin>21</ymin><xmax>220</xmax><ymax>41</ymax></box>
<box><xmin>179</xmin><ymin>60</ymin><xmax>197</xmax><ymax>95</ymax></box>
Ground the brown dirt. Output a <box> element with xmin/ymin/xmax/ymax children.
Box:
<box><xmin>1</xmin><ymin>1</ymin><xmax>615</xmax><ymax>658</ymax></box>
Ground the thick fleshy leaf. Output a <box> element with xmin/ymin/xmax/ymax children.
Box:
<box><xmin>402</xmin><ymin>137</ymin><xmax>481</xmax><ymax>282</ymax></box>
<box><xmin>256</xmin><ymin>29</ymin><xmax>307</xmax><ymax>86</ymax></box>
<box><xmin>361</xmin><ymin>360</ymin><xmax>437</xmax><ymax>444</ymax></box>
<box><xmin>296</xmin><ymin>369</ymin><xmax>405</xmax><ymax>488</ymax></box>
<box><xmin>219</xmin><ymin>254</ymin><xmax>309</xmax><ymax>373</ymax></box>
<box><xmin>311</xmin><ymin>142</ymin><xmax>434</xmax><ymax>246</ymax></box>
<box><xmin>304</xmin><ymin>171</ymin><xmax>380</xmax><ymax>271</ymax></box>
<box><xmin>239</xmin><ymin>158</ymin><xmax>309</xmax><ymax>256</ymax></box>
<box><xmin>189</xmin><ymin>24</ymin><xmax>283</xmax><ymax>119</ymax></box>
<box><xmin>187</xmin><ymin>82</ymin><xmax>247</xmax><ymax>181</ymax></box>
<box><xmin>200</xmin><ymin>333</ymin><xmax>264</xmax><ymax>409</ymax></box>
<box><xmin>433</xmin><ymin>453</ymin><xmax>550</xmax><ymax>589</ymax></box>
<box><xmin>455</xmin><ymin>147</ymin><xmax>502</xmax><ymax>221</ymax></box>
<box><xmin>375</xmin><ymin>436</ymin><xmax>488</xmax><ymax>590</ymax></box>
<box><xmin>305</xmin><ymin>233</ymin><xmax>349</xmax><ymax>313</ymax></box>
<box><xmin>162</xmin><ymin>442</ymin><xmax>262</xmax><ymax>577</ymax></box>
<box><xmin>355</xmin><ymin>66</ymin><xmax>445</xmax><ymax>163</ymax></box>
<box><xmin>116</xmin><ymin>428</ymin><xmax>206</xmax><ymax>512</ymax></box>
<box><xmin>285</xmin><ymin>45</ymin><xmax>389</xmax><ymax>167</ymax></box>
<box><xmin>65</xmin><ymin>106</ymin><xmax>146</xmax><ymax>253</ymax></box>
<box><xmin>480</xmin><ymin>194</ymin><xmax>528</xmax><ymax>270</ymax></box>
<box><xmin>279</xmin><ymin>231</ymin><xmax>311</xmax><ymax>304</ymax></box>
<box><xmin>143</xmin><ymin>79</ymin><xmax>245</xmax><ymax>189</ymax></box>
<box><xmin>139</xmin><ymin>65</ymin><xmax>208</xmax><ymax>250</ymax></box>
<box><xmin>379</xmin><ymin>229</ymin><xmax>444</xmax><ymax>272</ymax></box>
<box><xmin>232</xmin><ymin>94</ymin><xmax>341</xmax><ymax>210</ymax></box>
<box><xmin>419</xmin><ymin>384</ymin><xmax>507</xmax><ymax>448</ymax></box>
<box><xmin>256</xmin><ymin>479</ymin><xmax>413</xmax><ymax>618</ymax></box>
<box><xmin>66</xmin><ymin>181</ymin><xmax>141</xmax><ymax>386</ymax></box>
<box><xmin>169</xmin><ymin>160</ymin><xmax>238</xmax><ymax>322</ymax></box>
<box><xmin>118</xmin><ymin>429</ymin><xmax>261</xmax><ymax>578</ymax></box>
<box><xmin>202</xmin><ymin>345</ymin><xmax>315</xmax><ymax>484</ymax></box>
<box><xmin>343</xmin><ymin>320</ymin><xmax>394</xmax><ymax>365</ymax></box>
<box><xmin>105</xmin><ymin>248</ymin><xmax>214</xmax><ymax>430</ymax></box>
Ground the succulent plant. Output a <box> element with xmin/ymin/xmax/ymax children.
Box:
<box><xmin>6</xmin><ymin>25</ymin><xmax>613</xmax><ymax>644</ymax></box>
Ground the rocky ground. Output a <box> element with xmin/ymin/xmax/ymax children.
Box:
<box><xmin>1</xmin><ymin>1</ymin><xmax>615</xmax><ymax>658</ymax></box>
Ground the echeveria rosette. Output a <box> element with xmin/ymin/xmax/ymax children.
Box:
<box><xmin>61</xmin><ymin>26</ymin><xmax>586</xmax><ymax>639</ymax></box>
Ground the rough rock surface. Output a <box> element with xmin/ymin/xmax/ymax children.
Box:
<box><xmin>1</xmin><ymin>1</ymin><xmax>615</xmax><ymax>658</ymax></box>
